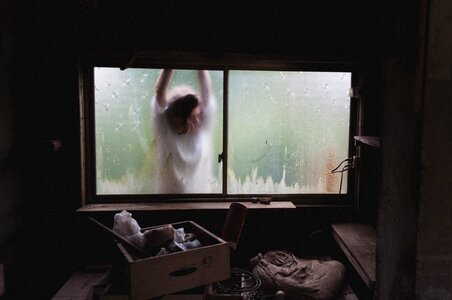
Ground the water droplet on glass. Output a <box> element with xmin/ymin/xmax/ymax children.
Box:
<box><xmin>122</xmin><ymin>79</ymin><xmax>131</xmax><ymax>86</ymax></box>
<box><xmin>141</xmin><ymin>91</ymin><xmax>149</xmax><ymax>99</ymax></box>
<box><xmin>114</xmin><ymin>122</ymin><xmax>124</xmax><ymax>131</ymax></box>
<box><xmin>103</xmin><ymin>102</ymin><xmax>112</xmax><ymax>111</ymax></box>
<box><xmin>133</xmin><ymin>107</ymin><xmax>142</xmax><ymax>114</ymax></box>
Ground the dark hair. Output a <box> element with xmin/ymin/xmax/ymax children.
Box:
<box><xmin>165</xmin><ymin>94</ymin><xmax>200</xmax><ymax>134</ymax></box>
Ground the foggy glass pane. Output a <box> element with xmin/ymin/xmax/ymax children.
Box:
<box><xmin>94</xmin><ymin>68</ymin><xmax>223</xmax><ymax>194</ymax></box>
<box><xmin>228</xmin><ymin>71</ymin><xmax>351</xmax><ymax>194</ymax></box>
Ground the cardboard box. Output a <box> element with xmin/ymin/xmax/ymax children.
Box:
<box><xmin>115</xmin><ymin>221</ymin><xmax>230</xmax><ymax>300</ymax></box>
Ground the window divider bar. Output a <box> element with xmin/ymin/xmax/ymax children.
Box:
<box><xmin>222</xmin><ymin>69</ymin><xmax>229</xmax><ymax>197</ymax></box>
<box><xmin>79</xmin><ymin>67</ymin><xmax>88</xmax><ymax>206</ymax></box>
<box><xmin>350</xmin><ymin>72</ymin><xmax>361</xmax><ymax>209</ymax></box>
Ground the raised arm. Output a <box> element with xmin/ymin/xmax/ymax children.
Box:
<box><xmin>155</xmin><ymin>69</ymin><xmax>174</xmax><ymax>108</ymax></box>
<box><xmin>197</xmin><ymin>70</ymin><xmax>211</xmax><ymax>106</ymax></box>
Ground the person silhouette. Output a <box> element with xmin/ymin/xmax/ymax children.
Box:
<box><xmin>151</xmin><ymin>69</ymin><xmax>215</xmax><ymax>193</ymax></box>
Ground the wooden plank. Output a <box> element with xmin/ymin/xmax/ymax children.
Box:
<box><xmin>53</xmin><ymin>268</ymin><xmax>110</xmax><ymax>298</ymax></box>
<box><xmin>354</xmin><ymin>136</ymin><xmax>380</xmax><ymax>148</ymax></box>
<box><xmin>187</xmin><ymin>220</ymin><xmax>227</xmax><ymax>244</ymax></box>
<box><xmin>78</xmin><ymin>201</ymin><xmax>295</xmax><ymax>212</ymax></box>
<box><xmin>331</xmin><ymin>223</ymin><xmax>376</xmax><ymax>291</ymax></box>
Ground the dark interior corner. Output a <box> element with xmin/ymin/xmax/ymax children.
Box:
<box><xmin>1</xmin><ymin>0</ymin><xmax>451</xmax><ymax>299</ymax></box>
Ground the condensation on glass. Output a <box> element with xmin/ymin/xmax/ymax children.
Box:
<box><xmin>228</xmin><ymin>71</ymin><xmax>351</xmax><ymax>194</ymax></box>
<box><xmin>93</xmin><ymin>68</ymin><xmax>351</xmax><ymax>196</ymax></box>
<box><xmin>94</xmin><ymin>68</ymin><xmax>224</xmax><ymax>194</ymax></box>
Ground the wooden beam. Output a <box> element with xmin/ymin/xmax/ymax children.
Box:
<box><xmin>354</xmin><ymin>136</ymin><xmax>380</xmax><ymax>148</ymax></box>
<box><xmin>120</xmin><ymin>52</ymin><xmax>139</xmax><ymax>70</ymax></box>
<box><xmin>84</xmin><ymin>50</ymin><xmax>358</xmax><ymax>71</ymax></box>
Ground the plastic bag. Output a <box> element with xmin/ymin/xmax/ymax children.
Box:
<box><xmin>112</xmin><ymin>210</ymin><xmax>145</xmax><ymax>251</ymax></box>
<box><xmin>173</xmin><ymin>227</ymin><xmax>202</xmax><ymax>251</ymax></box>
<box><xmin>113</xmin><ymin>210</ymin><xmax>141</xmax><ymax>236</ymax></box>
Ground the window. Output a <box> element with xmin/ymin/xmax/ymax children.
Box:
<box><xmin>93</xmin><ymin>68</ymin><xmax>224</xmax><ymax>195</ymax></box>
<box><xmin>228</xmin><ymin>71</ymin><xmax>351</xmax><ymax>194</ymax></box>
<box><xmin>81</xmin><ymin>60</ymin><xmax>356</xmax><ymax>204</ymax></box>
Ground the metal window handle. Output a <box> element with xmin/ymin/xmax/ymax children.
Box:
<box><xmin>218</xmin><ymin>153</ymin><xmax>223</xmax><ymax>163</ymax></box>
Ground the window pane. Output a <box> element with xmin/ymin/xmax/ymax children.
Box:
<box><xmin>228</xmin><ymin>71</ymin><xmax>351</xmax><ymax>194</ymax></box>
<box><xmin>94</xmin><ymin>68</ymin><xmax>223</xmax><ymax>194</ymax></box>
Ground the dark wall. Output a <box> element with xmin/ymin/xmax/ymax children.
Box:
<box><xmin>0</xmin><ymin>0</ymin><xmax>18</xmax><ymax>295</ymax></box>
<box><xmin>376</xmin><ymin>0</ymin><xmax>424</xmax><ymax>297</ymax></box>
<box><xmin>377</xmin><ymin>0</ymin><xmax>452</xmax><ymax>298</ymax></box>
<box><xmin>3</xmin><ymin>1</ymin><xmax>82</xmax><ymax>298</ymax></box>
<box><xmin>416</xmin><ymin>0</ymin><xmax>452</xmax><ymax>296</ymax></box>
<box><xmin>77</xmin><ymin>0</ymin><xmax>382</xmax><ymax>60</ymax></box>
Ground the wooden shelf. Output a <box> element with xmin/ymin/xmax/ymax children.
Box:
<box><xmin>331</xmin><ymin>223</ymin><xmax>376</xmax><ymax>293</ymax></box>
<box><xmin>77</xmin><ymin>201</ymin><xmax>296</xmax><ymax>212</ymax></box>
<box><xmin>354</xmin><ymin>136</ymin><xmax>380</xmax><ymax>148</ymax></box>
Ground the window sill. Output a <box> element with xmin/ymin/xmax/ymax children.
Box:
<box><xmin>77</xmin><ymin>201</ymin><xmax>296</xmax><ymax>212</ymax></box>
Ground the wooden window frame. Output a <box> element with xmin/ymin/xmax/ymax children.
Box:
<box><xmin>79</xmin><ymin>52</ymin><xmax>361</xmax><ymax>207</ymax></box>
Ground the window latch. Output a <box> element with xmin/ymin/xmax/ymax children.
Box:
<box><xmin>218</xmin><ymin>153</ymin><xmax>223</xmax><ymax>163</ymax></box>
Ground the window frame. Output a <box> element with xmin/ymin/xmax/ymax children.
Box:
<box><xmin>79</xmin><ymin>54</ymin><xmax>361</xmax><ymax>207</ymax></box>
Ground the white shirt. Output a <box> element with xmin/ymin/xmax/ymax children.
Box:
<box><xmin>151</xmin><ymin>96</ymin><xmax>215</xmax><ymax>193</ymax></box>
